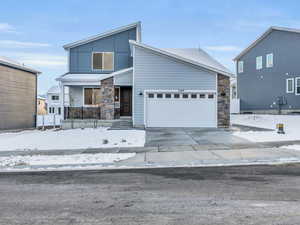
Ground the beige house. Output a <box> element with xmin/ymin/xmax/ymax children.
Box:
<box><xmin>37</xmin><ymin>96</ymin><xmax>47</xmax><ymax>115</ymax></box>
<box><xmin>0</xmin><ymin>57</ymin><xmax>41</xmax><ymax>130</ymax></box>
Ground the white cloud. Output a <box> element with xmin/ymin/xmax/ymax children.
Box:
<box><xmin>204</xmin><ymin>45</ymin><xmax>242</xmax><ymax>52</ymax></box>
<box><xmin>0</xmin><ymin>23</ymin><xmax>16</xmax><ymax>33</ymax></box>
<box><xmin>1</xmin><ymin>52</ymin><xmax>67</xmax><ymax>68</ymax></box>
<box><xmin>0</xmin><ymin>40</ymin><xmax>51</xmax><ymax>48</ymax></box>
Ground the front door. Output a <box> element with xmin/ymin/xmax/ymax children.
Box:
<box><xmin>120</xmin><ymin>87</ymin><xmax>132</xmax><ymax>116</ymax></box>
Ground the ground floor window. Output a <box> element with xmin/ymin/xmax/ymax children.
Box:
<box><xmin>49</xmin><ymin>107</ymin><xmax>55</xmax><ymax>114</ymax></box>
<box><xmin>286</xmin><ymin>78</ymin><xmax>294</xmax><ymax>93</ymax></box>
<box><xmin>84</xmin><ymin>88</ymin><xmax>101</xmax><ymax>105</ymax></box>
<box><xmin>58</xmin><ymin>107</ymin><xmax>61</xmax><ymax>115</ymax></box>
<box><xmin>296</xmin><ymin>77</ymin><xmax>300</xmax><ymax>95</ymax></box>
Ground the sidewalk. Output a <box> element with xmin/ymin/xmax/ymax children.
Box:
<box><xmin>1</xmin><ymin>147</ymin><xmax>300</xmax><ymax>172</ymax></box>
<box><xmin>115</xmin><ymin>147</ymin><xmax>300</xmax><ymax>168</ymax></box>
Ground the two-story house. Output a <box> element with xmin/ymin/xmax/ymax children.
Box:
<box><xmin>234</xmin><ymin>26</ymin><xmax>300</xmax><ymax>114</ymax></box>
<box><xmin>0</xmin><ymin>56</ymin><xmax>40</xmax><ymax>130</ymax></box>
<box><xmin>46</xmin><ymin>85</ymin><xmax>61</xmax><ymax>115</ymax></box>
<box><xmin>57</xmin><ymin>22</ymin><xmax>233</xmax><ymax>128</ymax></box>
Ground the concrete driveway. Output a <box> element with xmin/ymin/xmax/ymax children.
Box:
<box><xmin>145</xmin><ymin>127</ymin><xmax>265</xmax><ymax>150</ymax></box>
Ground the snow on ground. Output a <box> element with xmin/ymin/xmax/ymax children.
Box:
<box><xmin>231</xmin><ymin>114</ymin><xmax>300</xmax><ymax>142</ymax></box>
<box><xmin>0</xmin><ymin>153</ymin><xmax>135</xmax><ymax>168</ymax></box>
<box><xmin>281</xmin><ymin>145</ymin><xmax>300</xmax><ymax>151</ymax></box>
<box><xmin>0</xmin><ymin>128</ymin><xmax>145</xmax><ymax>151</ymax></box>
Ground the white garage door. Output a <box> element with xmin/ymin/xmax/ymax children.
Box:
<box><xmin>145</xmin><ymin>91</ymin><xmax>217</xmax><ymax>128</ymax></box>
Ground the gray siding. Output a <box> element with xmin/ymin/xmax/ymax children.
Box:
<box><xmin>114</xmin><ymin>70</ymin><xmax>132</xmax><ymax>86</ymax></box>
<box><xmin>69</xmin><ymin>28</ymin><xmax>136</xmax><ymax>74</ymax></box>
<box><xmin>133</xmin><ymin>47</ymin><xmax>217</xmax><ymax>126</ymax></box>
<box><xmin>237</xmin><ymin>30</ymin><xmax>300</xmax><ymax>111</ymax></box>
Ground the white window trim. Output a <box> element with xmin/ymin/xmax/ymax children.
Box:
<box><xmin>82</xmin><ymin>87</ymin><xmax>101</xmax><ymax>107</ymax></box>
<box><xmin>256</xmin><ymin>56</ymin><xmax>262</xmax><ymax>70</ymax></box>
<box><xmin>238</xmin><ymin>61</ymin><xmax>243</xmax><ymax>73</ymax></box>
<box><xmin>266</xmin><ymin>53</ymin><xmax>273</xmax><ymax>68</ymax></box>
<box><xmin>91</xmin><ymin>52</ymin><xmax>114</xmax><ymax>71</ymax></box>
<box><xmin>295</xmin><ymin>77</ymin><xmax>300</xmax><ymax>96</ymax></box>
<box><xmin>286</xmin><ymin>78</ymin><xmax>294</xmax><ymax>93</ymax></box>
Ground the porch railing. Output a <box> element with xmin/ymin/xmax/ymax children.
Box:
<box><xmin>64</xmin><ymin>107</ymin><xmax>101</xmax><ymax>120</ymax></box>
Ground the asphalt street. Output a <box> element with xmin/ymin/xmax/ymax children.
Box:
<box><xmin>1</xmin><ymin>164</ymin><xmax>300</xmax><ymax>225</ymax></box>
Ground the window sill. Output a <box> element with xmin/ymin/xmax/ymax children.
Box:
<box><xmin>83</xmin><ymin>105</ymin><xmax>101</xmax><ymax>107</ymax></box>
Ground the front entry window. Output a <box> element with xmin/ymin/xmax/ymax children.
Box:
<box><xmin>84</xmin><ymin>88</ymin><xmax>100</xmax><ymax>105</ymax></box>
<box><xmin>114</xmin><ymin>87</ymin><xmax>120</xmax><ymax>102</ymax></box>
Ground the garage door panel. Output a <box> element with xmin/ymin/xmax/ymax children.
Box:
<box><xmin>145</xmin><ymin>92</ymin><xmax>216</xmax><ymax>128</ymax></box>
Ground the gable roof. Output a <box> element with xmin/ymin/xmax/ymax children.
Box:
<box><xmin>0</xmin><ymin>56</ymin><xmax>41</xmax><ymax>74</ymax></box>
<box><xmin>234</xmin><ymin>26</ymin><xmax>300</xmax><ymax>61</ymax></box>
<box><xmin>47</xmin><ymin>85</ymin><xmax>60</xmax><ymax>94</ymax></box>
<box><xmin>129</xmin><ymin>40</ymin><xmax>233</xmax><ymax>77</ymax></box>
<box><xmin>37</xmin><ymin>95</ymin><xmax>46</xmax><ymax>100</ymax></box>
<box><xmin>63</xmin><ymin>22</ymin><xmax>141</xmax><ymax>50</ymax></box>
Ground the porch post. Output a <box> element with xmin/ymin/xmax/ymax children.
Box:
<box><xmin>61</xmin><ymin>83</ymin><xmax>65</xmax><ymax>120</ymax></box>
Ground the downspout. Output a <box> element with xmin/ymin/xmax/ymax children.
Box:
<box><xmin>34</xmin><ymin>73</ymin><xmax>38</xmax><ymax>128</ymax></box>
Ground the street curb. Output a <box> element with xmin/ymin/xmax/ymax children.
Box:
<box><xmin>1</xmin><ymin>157</ymin><xmax>300</xmax><ymax>173</ymax></box>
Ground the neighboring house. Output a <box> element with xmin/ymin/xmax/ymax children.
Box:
<box><xmin>234</xmin><ymin>26</ymin><xmax>300</xmax><ymax>114</ymax></box>
<box><xmin>37</xmin><ymin>95</ymin><xmax>47</xmax><ymax>115</ymax></box>
<box><xmin>46</xmin><ymin>85</ymin><xmax>61</xmax><ymax>115</ymax></box>
<box><xmin>0</xmin><ymin>56</ymin><xmax>41</xmax><ymax>130</ymax></box>
<box><xmin>57</xmin><ymin>22</ymin><xmax>233</xmax><ymax>128</ymax></box>
<box><xmin>231</xmin><ymin>78</ymin><xmax>237</xmax><ymax>99</ymax></box>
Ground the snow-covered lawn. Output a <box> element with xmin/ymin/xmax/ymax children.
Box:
<box><xmin>232</xmin><ymin>114</ymin><xmax>300</xmax><ymax>142</ymax></box>
<box><xmin>0</xmin><ymin>153</ymin><xmax>135</xmax><ymax>168</ymax></box>
<box><xmin>281</xmin><ymin>145</ymin><xmax>300</xmax><ymax>151</ymax></box>
<box><xmin>0</xmin><ymin>128</ymin><xmax>145</xmax><ymax>151</ymax></box>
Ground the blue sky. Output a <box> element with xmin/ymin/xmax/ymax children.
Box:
<box><xmin>1</xmin><ymin>0</ymin><xmax>300</xmax><ymax>94</ymax></box>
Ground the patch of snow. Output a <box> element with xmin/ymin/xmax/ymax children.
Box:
<box><xmin>281</xmin><ymin>145</ymin><xmax>300</xmax><ymax>151</ymax></box>
<box><xmin>0</xmin><ymin>128</ymin><xmax>145</xmax><ymax>151</ymax></box>
<box><xmin>0</xmin><ymin>153</ymin><xmax>135</xmax><ymax>167</ymax></box>
<box><xmin>232</xmin><ymin>114</ymin><xmax>300</xmax><ymax>142</ymax></box>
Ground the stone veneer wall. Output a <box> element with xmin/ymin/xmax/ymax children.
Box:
<box><xmin>100</xmin><ymin>77</ymin><xmax>115</xmax><ymax>120</ymax></box>
<box><xmin>217</xmin><ymin>74</ymin><xmax>230</xmax><ymax>127</ymax></box>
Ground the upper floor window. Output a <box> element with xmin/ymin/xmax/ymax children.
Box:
<box><xmin>92</xmin><ymin>52</ymin><xmax>114</xmax><ymax>70</ymax></box>
<box><xmin>286</xmin><ymin>78</ymin><xmax>294</xmax><ymax>93</ymax></box>
<box><xmin>266</xmin><ymin>53</ymin><xmax>273</xmax><ymax>68</ymax></box>
<box><xmin>256</xmin><ymin>56</ymin><xmax>262</xmax><ymax>70</ymax></box>
<box><xmin>51</xmin><ymin>95</ymin><xmax>59</xmax><ymax>101</ymax></box>
<box><xmin>238</xmin><ymin>61</ymin><xmax>243</xmax><ymax>73</ymax></box>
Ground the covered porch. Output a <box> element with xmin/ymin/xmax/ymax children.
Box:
<box><xmin>57</xmin><ymin>68</ymin><xmax>133</xmax><ymax>122</ymax></box>
<box><xmin>63</xmin><ymin>85</ymin><xmax>132</xmax><ymax>120</ymax></box>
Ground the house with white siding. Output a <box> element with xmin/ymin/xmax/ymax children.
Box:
<box><xmin>56</xmin><ymin>22</ymin><xmax>233</xmax><ymax>128</ymax></box>
<box><xmin>46</xmin><ymin>85</ymin><xmax>61</xmax><ymax>115</ymax></box>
